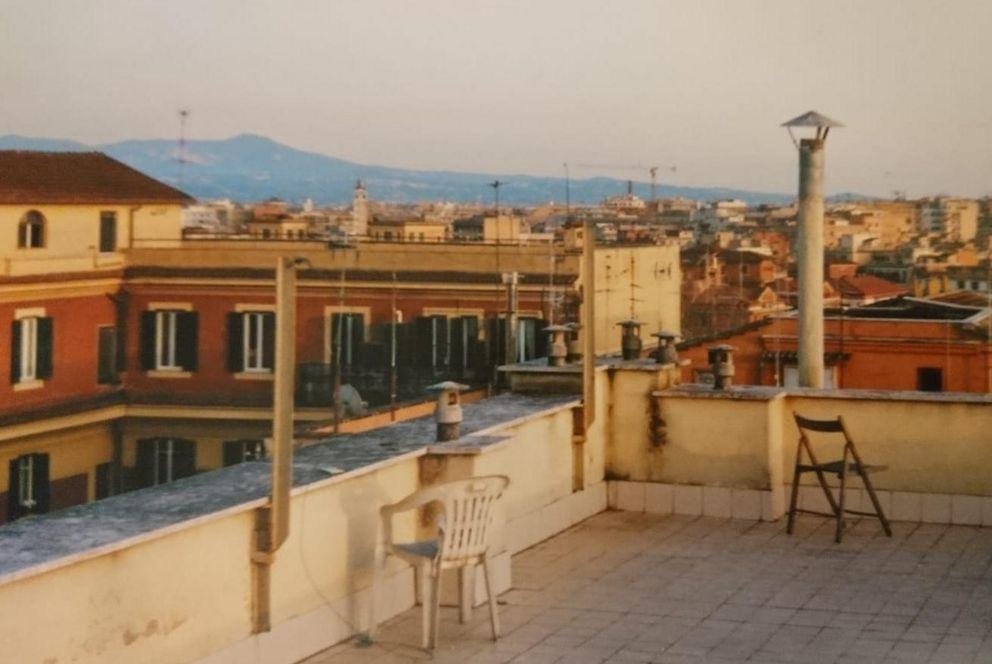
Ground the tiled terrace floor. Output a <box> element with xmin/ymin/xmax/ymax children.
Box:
<box><xmin>305</xmin><ymin>511</ymin><xmax>992</xmax><ymax>663</ymax></box>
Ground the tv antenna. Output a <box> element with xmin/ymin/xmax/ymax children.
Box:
<box><xmin>177</xmin><ymin>109</ymin><xmax>191</xmax><ymax>188</ymax></box>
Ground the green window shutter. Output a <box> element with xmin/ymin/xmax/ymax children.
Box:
<box><xmin>223</xmin><ymin>440</ymin><xmax>243</xmax><ymax>467</ymax></box>
<box><xmin>135</xmin><ymin>439</ymin><xmax>157</xmax><ymax>488</ymax></box>
<box><xmin>173</xmin><ymin>439</ymin><xmax>196</xmax><ymax>479</ymax></box>
<box><xmin>177</xmin><ymin>312</ymin><xmax>198</xmax><ymax>371</ymax></box>
<box><xmin>226</xmin><ymin>313</ymin><xmax>244</xmax><ymax>373</ymax></box>
<box><xmin>35</xmin><ymin>317</ymin><xmax>53</xmax><ymax>379</ymax></box>
<box><xmin>7</xmin><ymin>458</ymin><xmax>20</xmax><ymax>521</ymax></box>
<box><xmin>10</xmin><ymin>320</ymin><xmax>21</xmax><ymax>384</ymax></box>
<box><xmin>262</xmin><ymin>313</ymin><xmax>276</xmax><ymax>370</ymax></box>
<box><xmin>32</xmin><ymin>454</ymin><xmax>50</xmax><ymax>514</ymax></box>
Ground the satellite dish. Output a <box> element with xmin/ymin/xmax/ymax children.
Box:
<box><xmin>337</xmin><ymin>384</ymin><xmax>368</xmax><ymax>417</ymax></box>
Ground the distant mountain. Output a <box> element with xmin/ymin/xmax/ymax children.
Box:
<box><xmin>0</xmin><ymin>133</ymin><xmax>813</xmax><ymax>206</ymax></box>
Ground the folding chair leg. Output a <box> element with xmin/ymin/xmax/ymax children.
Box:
<box><xmin>482</xmin><ymin>556</ymin><xmax>501</xmax><ymax>641</ymax></box>
<box><xmin>835</xmin><ymin>458</ymin><xmax>848</xmax><ymax>544</ymax></box>
<box><xmin>786</xmin><ymin>461</ymin><xmax>802</xmax><ymax>534</ymax></box>
<box><xmin>861</xmin><ymin>472</ymin><xmax>893</xmax><ymax>537</ymax></box>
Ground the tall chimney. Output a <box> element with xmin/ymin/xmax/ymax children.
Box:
<box><xmin>782</xmin><ymin>111</ymin><xmax>843</xmax><ymax>388</ymax></box>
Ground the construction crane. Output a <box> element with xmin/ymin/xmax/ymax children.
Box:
<box><xmin>574</xmin><ymin>163</ymin><xmax>676</xmax><ymax>204</ymax></box>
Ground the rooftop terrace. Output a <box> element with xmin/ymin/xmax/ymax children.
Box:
<box><xmin>2</xmin><ymin>362</ymin><xmax>991</xmax><ymax>664</ymax></box>
<box><xmin>310</xmin><ymin>511</ymin><xmax>992</xmax><ymax>664</ymax></box>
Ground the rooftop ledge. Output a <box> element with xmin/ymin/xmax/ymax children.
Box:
<box><xmin>0</xmin><ymin>392</ymin><xmax>577</xmax><ymax>584</ymax></box>
<box><xmin>654</xmin><ymin>383</ymin><xmax>992</xmax><ymax>405</ymax></box>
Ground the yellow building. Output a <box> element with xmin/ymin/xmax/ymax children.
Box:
<box><xmin>368</xmin><ymin>217</ymin><xmax>448</xmax><ymax>242</ymax></box>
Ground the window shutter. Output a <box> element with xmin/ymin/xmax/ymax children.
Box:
<box><xmin>262</xmin><ymin>313</ymin><xmax>276</xmax><ymax>370</ymax></box>
<box><xmin>32</xmin><ymin>454</ymin><xmax>50</xmax><ymax>514</ymax></box>
<box><xmin>7</xmin><ymin>458</ymin><xmax>20</xmax><ymax>521</ymax></box>
<box><xmin>226</xmin><ymin>313</ymin><xmax>244</xmax><ymax>373</ymax></box>
<box><xmin>223</xmin><ymin>440</ymin><xmax>243</xmax><ymax>467</ymax></box>
<box><xmin>35</xmin><ymin>317</ymin><xmax>53</xmax><ymax>379</ymax></box>
<box><xmin>173</xmin><ymin>439</ymin><xmax>196</xmax><ymax>479</ymax></box>
<box><xmin>433</xmin><ymin>316</ymin><xmax>449</xmax><ymax>368</ymax></box>
<box><xmin>139</xmin><ymin>312</ymin><xmax>156</xmax><ymax>370</ymax></box>
<box><xmin>450</xmin><ymin>317</ymin><xmax>465</xmax><ymax>370</ymax></box>
<box><xmin>329</xmin><ymin>313</ymin><xmax>342</xmax><ymax>365</ymax></box>
<box><xmin>135</xmin><ymin>439</ymin><xmax>157</xmax><ymax>488</ymax></box>
<box><xmin>534</xmin><ymin>318</ymin><xmax>550</xmax><ymax>359</ymax></box>
<box><xmin>177</xmin><ymin>312</ymin><xmax>198</xmax><ymax>371</ymax></box>
<box><xmin>414</xmin><ymin>317</ymin><xmax>433</xmax><ymax>368</ymax></box>
<box><xmin>350</xmin><ymin>314</ymin><xmax>365</xmax><ymax>352</ymax></box>
<box><xmin>17</xmin><ymin>222</ymin><xmax>26</xmax><ymax>248</ymax></box>
<box><xmin>10</xmin><ymin>320</ymin><xmax>21</xmax><ymax>384</ymax></box>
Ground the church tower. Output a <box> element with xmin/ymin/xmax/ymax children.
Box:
<box><xmin>351</xmin><ymin>179</ymin><xmax>369</xmax><ymax>236</ymax></box>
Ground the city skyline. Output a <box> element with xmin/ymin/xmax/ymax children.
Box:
<box><xmin>1</xmin><ymin>0</ymin><xmax>990</xmax><ymax>198</ymax></box>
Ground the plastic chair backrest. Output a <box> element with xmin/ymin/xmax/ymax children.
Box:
<box><xmin>439</xmin><ymin>475</ymin><xmax>509</xmax><ymax>563</ymax></box>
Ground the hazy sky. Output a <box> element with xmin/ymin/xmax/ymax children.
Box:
<box><xmin>2</xmin><ymin>0</ymin><xmax>990</xmax><ymax>197</ymax></box>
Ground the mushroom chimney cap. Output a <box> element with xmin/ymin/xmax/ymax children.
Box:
<box><xmin>427</xmin><ymin>381</ymin><xmax>469</xmax><ymax>392</ymax></box>
<box><xmin>781</xmin><ymin>110</ymin><xmax>844</xmax><ymax>128</ymax></box>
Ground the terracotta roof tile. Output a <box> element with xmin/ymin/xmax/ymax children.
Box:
<box><xmin>0</xmin><ymin>151</ymin><xmax>194</xmax><ymax>205</ymax></box>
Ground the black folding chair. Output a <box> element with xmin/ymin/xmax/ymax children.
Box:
<box><xmin>787</xmin><ymin>413</ymin><xmax>892</xmax><ymax>543</ymax></box>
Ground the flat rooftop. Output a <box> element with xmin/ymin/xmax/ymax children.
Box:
<box><xmin>0</xmin><ymin>392</ymin><xmax>576</xmax><ymax>580</ymax></box>
<box><xmin>309</xmin><ymin>512</ymin><xmax>992</xmax><ymax>664</ymax></box>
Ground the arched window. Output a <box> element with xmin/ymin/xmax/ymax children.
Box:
<box><xmin>17</xmin><ymin>210</ymin><xmax>45</xmax><ymax>248</ymax></box>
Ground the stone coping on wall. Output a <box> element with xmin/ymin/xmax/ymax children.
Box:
<box><xmin>0</xmin><ymin>392</ymin><xmax>578</xmax><ymax>585</ymax></box>
<box><xmin>498</xmin><ymin>357</ymin><xmax>678</xmax><ymax>374</ymax></box>
<box><xmin>654</xmin><ymin>383</ymin><xmax>992</xmax><ymax>405</ymax></box>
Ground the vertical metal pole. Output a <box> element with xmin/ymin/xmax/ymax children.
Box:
<box><xmin>390</xmin><ymin>271</ymin><xmax>398</xmax><ymax>421</ymax></box>
<box><xmin>797</xmin><ymin>138</ymin><xmax>825</xmax><ymax>388</ymax></box>
<box><xmin>332</xmin><ymin>269</ymin><xmax>345</xmax><ymax>434</ymax></box>
<box><xmin>582</xmin><ymin>218</ymin><xmax>596</xmax><ymax>428</ymax></box>
<box><xmin>504</xmin><ymin>272</ymin><xmax>519</xmax><ymax>364</ymax></box>
<box><xmin>271</xmin><ymin>256</ymin><xmax>296</xmax><ymax>551</ymax></box>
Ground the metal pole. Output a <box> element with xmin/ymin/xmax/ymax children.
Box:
<box><xmin>582</xmin><ymin>218</ymin><xmax>596</xmax><ymax>428</ymax></box>
<box><xmin>270</xmin><ymin>256</ymin><xmax>297</xmax><ymax>551</ymax></box>
<box><xmin>797</xmin><ymin>138</ymin><xmax>825</xmax><ymax>388</ymax></box>
<box><xmin>390</xmin><ymin>271</ymin><xmax>398</xmax><ymax>421</ymax></box>
<box><xmin>333</xmin><ymin>268</ymin><xmax>345</xmax><ymax>433</ymax></box>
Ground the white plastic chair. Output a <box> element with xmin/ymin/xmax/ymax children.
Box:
<box><xmin>372</xmin><ymin>475</ymin><xmax>509</xmax><ymax>650</ymax></box>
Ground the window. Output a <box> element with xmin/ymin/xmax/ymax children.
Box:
<box><xmin>140</xmin><ymin>310</ymin><xmax>198</xmax><ymax>372</ymax></box>
<box><xmin>99</xmin><ymin>211</ymin><xmax>117</xmax><ymax>253</ymax></box>
<box><xmin>223</xmin><ymin>439</ymin><xmax>266</xmax><ymax>466</ymax></box>
<box><xmin>17</xmin><ymin>210</ymin><xmax>45</xmax><ymax>248</ymax></box>
<box><xmin>329</xmin><ymin>313</ymin><xmax>365</xmax><ymax>369</ymax></box>
<box><xmin>917</xmin><ymin>367</ymin><xmax>943</xmax><ymax>392</ymax></box>
<box><xmin>135</xmin><ymin>438</ymin><xmax>196</xmax><ymax>487</ymax></box>
<box><xmin>97</xmin><ymin>326</ymin><xmax>119</xmax><ymax>384</ymax></box>
<box><xmin>10</xmin><ymin>316</ymin><xmax>53</xmax><ymax>384</ymax></box>
<box><xmin>415</xmin><ymin>315</ymin><xmax>449</xmax><ymax>369</ymax></box>
<box><xmin>517</xmin><ymin>318</ymin><xmax>539</xmax><ymax>362</ymax></box>
<box><xmin>450</xmin><ymin>316</ymin><xmax>480</xmax><ymax>371</ymax></box>
<box><xmin>783</xmin><ymin>366</ymin><xmax>837</xmax><ymax>389</ymax></box>
<box><xmin>95</xmin><ymin>462</ymin><xmax>115</xmax><ymax>500</ymax></box>
<box><xmin>7</xmin><ymin>453</ymin><xmax>50</xmax><ymax>521</ymax></box>
<box><xmin>227</xmin><ymin>311</ymin><xmax>274</xmax><ymax>373</ymax></box>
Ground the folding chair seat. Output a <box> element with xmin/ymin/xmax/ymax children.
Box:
<box><xmin>787</xmin><ymin>413</ymin><xmax>892</xmax><ymax>543</ymax></box>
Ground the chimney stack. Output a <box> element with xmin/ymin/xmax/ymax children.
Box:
<box><xmin>782</xmin><ymin>111</ymin><xmax>842</xmax><ymax>388</ymax></box>
<box><xmin>428</xmin><ymin>381</ymin><xmax>468</xmax><ymax>442</ymax></box>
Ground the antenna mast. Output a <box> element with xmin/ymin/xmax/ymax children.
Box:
<box><xmin>177</xmin><ymin>109</ymin><xmax>190</xmax><ymax>188</ymax></box>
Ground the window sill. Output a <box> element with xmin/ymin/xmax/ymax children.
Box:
<box><xmin>234</xmin><ymin>371</ymin><xmax>274</xmax><ymax>381</ymax></box>
<box><xmin>146</xmin><ymin>369</ymin><xmax>193</xmax><ymax>379</ymax></box>
<box><xmin>13</xmin><ymin>379</ymin><xmax>44</xmax><ymax>392</ymax></box>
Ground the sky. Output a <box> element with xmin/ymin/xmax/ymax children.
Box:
<box><xmin>1</xmin><ymin>0</ymin><xmax>990</xmax><ymax>198</ymax></box>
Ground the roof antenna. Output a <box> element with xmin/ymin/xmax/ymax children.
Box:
<box><xmin>177</xmin><ymin>109</ymin><xmax>190</xmax><ymax>189</ymax></box>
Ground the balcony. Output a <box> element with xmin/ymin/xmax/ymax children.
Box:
<box><xmin>0</xmin><ymin>360</ymin><xmax>990</xmax><ymax>664</ymax></box>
